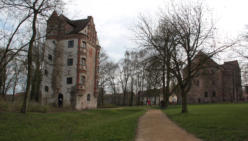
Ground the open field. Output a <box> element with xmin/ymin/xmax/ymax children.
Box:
<box><xmin>164</xmin><ymin>103</ymin><xmax>248</xmax><ymax>141</ymax></box>
<box><xmin>0</xmin><ymin>107</ymin><xmax>146</xmax><ymax>141</ymax></box>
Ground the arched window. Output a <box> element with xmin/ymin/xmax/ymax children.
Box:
<box><xmin>87</xmin><ymin>94</ymin><xmax>91</xmax><ymax>101</ymax></box>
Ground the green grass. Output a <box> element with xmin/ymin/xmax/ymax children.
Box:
<box><xmin>164</xmin><ymin>103</ymin><xmax>248</xmax><ymax>141</ymax></box>
<box><xmin>0</xmin><ymin>107</ymin><xmax>146</xmax><ymax>141</ymax></box>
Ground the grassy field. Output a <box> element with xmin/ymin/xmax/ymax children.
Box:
<box><xmin>0</xmin><ymin>107</ymin><xmax>146</xmax><ymax>141</ymax></box>
<box><xmin>164</xmin><ymin>103</ymin><xmax>248</xmax><ymax>141</ymax></box>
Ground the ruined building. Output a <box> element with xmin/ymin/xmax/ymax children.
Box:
<box><xmin>41</xmin><ymin>11</ymin><xmax>100</xmax><ymax>110</ymax></box>
<box><xmin>187</xmin><ymin>52</ymin><xmax>242</xmax><ymax>103</ymax></box>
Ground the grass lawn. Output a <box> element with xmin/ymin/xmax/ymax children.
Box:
<box><xmin>164</xmin><ymin>103</ymin><xmax>248</xmax><ymax>141</ymax></box>
<box><xmin>0</xmin><ymin>107</ymin><xmax>146</xmax><ymax>141</ymax></box>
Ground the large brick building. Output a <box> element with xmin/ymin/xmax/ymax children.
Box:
<box><xmin>187</xmin><ymin>52</ymin><xmax>242</xmax><ymax>103</ymax></box>
<box><xmin>41</xmin><ymin>11</ymin><xmax>100</xmax><ymax>110</ymax></box>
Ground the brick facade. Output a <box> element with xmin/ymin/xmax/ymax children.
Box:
<box><xmin>187</xmin><ymin>52</ymin><xmax>242</xmax><ymax>104</ymax></box>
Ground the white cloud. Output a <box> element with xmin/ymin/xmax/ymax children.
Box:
<box><xmin>63</xmin><ymin>0</ymin><xmax>248</xmax><ymax>61</ymax></box>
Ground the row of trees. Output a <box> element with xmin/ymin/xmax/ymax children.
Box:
<box><xmin>98</xmin><ymin>2</ymin><xmax>240</xmax><ymax>113</ymax></box>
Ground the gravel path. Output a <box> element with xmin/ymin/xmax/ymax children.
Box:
<box><xmin>135</xmin><ymin>109</ymin><xmax>202</xmax><ymax>141</ymax></box>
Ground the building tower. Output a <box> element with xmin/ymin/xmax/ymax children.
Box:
<box><xmin>41</xmin><ymin>11</ymin><xmax>100</xmax><ymax>110</ymax></box>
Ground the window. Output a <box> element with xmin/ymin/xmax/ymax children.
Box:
<box><xmin>67</xmin><ymin>58</ymin><xmax>73</xmax><ymax>66</ymax></box>
<box><xmin>87</xmin><ymin>94</ymin><xmax>91</xmax><ymax>101</ymax></box>
<box><xmin>52</xmin><ymin>40</ymin><xmax>56</xmax><ymax>44</ymax></box>
<box><xmin>45</xmin><ymin>69</ymin><xmax>48</xmax><ymax>76</ymax></box>
<box><xmin>81</xmin><ymin>76</ymin><xmax>86</xmax><ymax>85</ymax></box>
<box><xmin>45</xmin><ymin>86</ymin><xmax>49</xmax><ymax>92</ymax></box>
<box><xmin>81</xmin><ymin>58</ymin><xmax>86</xmax><ymax>66</ymax></box>
<box><xmin>204</xmin><ymin>91</ymin><xmax>208</xmax><ymax>97</ymax></box>
<box><xmin>82</xmin><ymin>41</ymin><xmax>86</xmax><ymax>48</ymax></box>
<box><xmin>68</xmin><ymin>40</ymin><xmax>74</xmax><ymax>48</ymax></box>
<box><xmin>212</xmin><ymin>91</ymin><xmax>216</xmax><ymax>97</ymax></box>
<box><xmin>48</xmin><ymin>54</ymin><xmax>53</xmax><ymax>61</ymax></box>
<box><xmin>67</xmin><ymin>77</ymin><xmax>72</xmax><ymax>84</ymax></box>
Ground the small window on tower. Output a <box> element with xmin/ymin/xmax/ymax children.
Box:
<box><xmin>67</xmin><ymin>77</ymin><xmax>73</xmax><ymax>84</ymax></box>
<box><xmin>81</xmin><ymin>76</ymin><xmax>86</xmax><ymax>85</ymax></box>
<box><xmin>45</xmin><ymin>86</ymin><xmax>49</xmax><ymax>92</ymax></box>
<box><xmin>48</xmin><ymin>54</ymin><xmax>53</xmax><ymax>61</ymax></box>
<box><xmin>45</xmin><ymin>69</ymin><xmax>48</xmax><ymax>76</ymax></box>
<box><xmin>67</xmin><ymin>58</ymin><xmax>73</xmax><ymax>66</ymax></box>
<box><xmin>81</xmin><ymin>58</ymin><xmax>86</xmax><ymax>66</ymax></box>
<box><xmin>68</xmin><ymin>40</ymin><xmax>74</xmax><ymax>48</ymax></box>
<box><xmin>87</xmin><ymin>94</ymin><xmax>91</xmax><ymax>101</ymax></box>
<box><xmin>82</xmin><ymin>41</ymin><xmax>86</xmax><ymax>48</ymax></box>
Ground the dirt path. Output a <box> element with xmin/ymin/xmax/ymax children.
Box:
<box><xmin>135</xmin><ymin>109</ymin><xmax>202</xmax><ymax>141</ymax></box>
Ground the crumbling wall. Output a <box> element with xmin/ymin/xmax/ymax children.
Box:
<box><xmin>51</xmin><ymin>40</ymin><xmax>64</xmax><ymax>103</ymax></box>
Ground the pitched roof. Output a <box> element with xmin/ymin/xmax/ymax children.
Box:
<box><xmin>49</xmin><ymin>11</ymin><xmax>91</xmax><ymax>35</ymax></box>
<box><xmin>192</xmin><ymin>51</ymin><xmax>219</xmax><ymax>67</ymax></box>
<box><xmin>59</xmin><ymin>14</ymin><xmax>90</xmax><ymax>34</ymax></box>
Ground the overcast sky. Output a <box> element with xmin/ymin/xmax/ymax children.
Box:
<box><xmin>63</xmin><ymin>0</ymin><xmax>248</xmax><ymax>62</ymax></box>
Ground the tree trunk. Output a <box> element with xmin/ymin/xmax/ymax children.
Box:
<box><xmin>101</xmin><ymin>88</ymin><xmax>104</xmax><ymax>106</ymax></box>
<box><xmin>162</xmin><ymin>62</ymin><xmax>166</xmax><ymax>109</ymax></box>
<box><xmin>181</xmin><ymin>91</ymin><xmax>188</xmax><ymax>113</ymax></box>
<box><xmin>30</xmin><ymin>65</ymin><xmax>41</xmax><ymax>102</ymax></box>
<box><xmin>129</xmin><ymin>78</ymin><xmax>134</xmax><ymax>106</ymax></box>
<box><xmin>12</xmin><ymin>77</ymin><xmax>17</xmax><ymax>102</ymax></box>
<box><xmin>21</xmin><ymin>12</ymin><xmax>38</xmax><ymax>114</ymax></box>
<box><xmin>123</xmin><ymin>90</ymin><xmax>126</xmax><ymax>106</ymax></box>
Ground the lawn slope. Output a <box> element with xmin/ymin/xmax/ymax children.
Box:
<box><xmin>164</xmin><ymin>103</ymin><xmax>248</xmax><ymax>141</ymax></box>
<box><xmin>0</xmin><ymin>107</ymin><xmax>145</xmax><ymax>141</ymax></box>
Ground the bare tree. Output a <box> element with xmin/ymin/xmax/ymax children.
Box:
<box><xmin>1</xmin><ymin>0</ymin><xmax>63</xmax><ymax>113</ymax></box>
<box><xmin>105</xmin><ymin>62</ymin><xmax>118</xmax><ymax>105</ymax></box>
<box><xmin>98</xmin><ymin>50</ymin><xmax>109</xmax><ymax>107</ymax></box>
<box><xmin>135</xmin><ymin>1</ymin><xmax>234</xmax><ymax>112</ymax></box>
<box><xmin>118</xmin><ymin>51</ymin><xmax>131</xmax><ymax>105</ymax></box>
<box><xmin>135</xmin><ymin>13</ymin><xmax>178</xmax><ymax>108</ymax></box>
